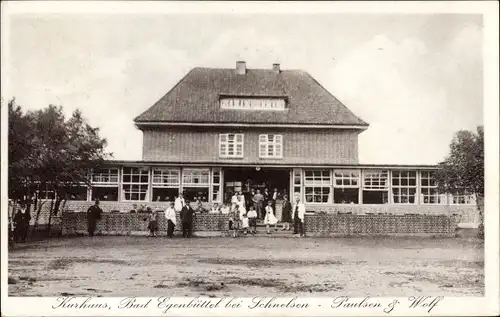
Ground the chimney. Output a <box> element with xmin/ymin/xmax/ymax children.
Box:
<box><xmin>236</xmin><ymin>61</ymin><xmax>246</xmax><ymax>75</ymax></box>
<box><xmin>272</xmin><ymin>63</ymin><xmax>281</xmax><ymax>73</ymax></box>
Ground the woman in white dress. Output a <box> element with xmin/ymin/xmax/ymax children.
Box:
<box><xmin>264</xmin><ymin>200</ymin><xmax>278</xmax><ymax>234</ymax></box>
<box><xmin>237</xmin><ymin>195</ymin><xmax>246</xmax><ymax>220</ymax></box>
<box><xmin>230</xmin><ymin>192</ymin><xmax>238</xmax><ymax>212</ymax></box>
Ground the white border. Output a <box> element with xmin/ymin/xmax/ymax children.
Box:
<box><xmin>1</xmin><ymin>1</ymin><xmax>499</xmax><ymax>316</ymax></box>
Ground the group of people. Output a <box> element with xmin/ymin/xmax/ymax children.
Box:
<box><xmin>85</xmin><ymin>189</ymin><xmax>306</xmax><ymax>238</ymax></box>
<box><xmin>227</xmin><ymin>190</ymin><xmax>306</xmax><ymax>236</ymax></box>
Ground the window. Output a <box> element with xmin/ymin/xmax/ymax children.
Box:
<box><xmin>91</xmin><ymin>168</ymin><xmax>119</xmax><ymax>201</ymax></box>
<box><xmin>333</xmin><ymin>170</ymin><xmax>359</xmax><ymax>204</ymax></box>
<box><xmin>122</xmin><ymin>167</ymin><xmax>149</xmax><ymax>201</ymax></box>
<box><xmin>259</xmin><ymin>134</ymin><xmax>283</xmax><ymax>158</ymax></box>
<box><xmin>392</xmin><ymin>170</ymin><xmax>417</xmax><ymax>204</ymax></box>
<box><xmin>304</xmin><ymin>169</ymin><xmax>331</xmax><ymax>203</ymax></box>
<box><xmin>152</xmin><ymin>168</ymin><xmax>180</xmax><ymax>202</ymax></box>
<box><xmin>420</xmin><ymin>171</ymin><xmax>446</xmax><ymax>204</ymax></box>
<box><xmin>66</xmin><ymin>185</ymin><xmax>88</xmax><ymax>201</ymax></box>
<box><xmin>212</xmin><ymin>168</ymin><xmax>222</xmax><ymax>202</ymax></box>
<box><xmin>220</xmin><ymin>98</ymin><xmax>286</xmax><ymax>110</ymax></box>
<box><xmin>362</xmin><ymin>170</ymin><xmax>389</xmax><ymax>204</ymax></box>
<box><xmin>219</xmin><ymin>134</ymin><xmax>244</xmax><ymax>158</ymax></box>
<box><xmin>91</xmin><ymin>168</ymin><xmax>119</xmax><ymax>184</ymax></box>
<box><xmin>182</xmin><ymin>169</ymin><xmax>210</xmax><ymax>202</ymax></box>
<box><xmin>37</xmin><ymin>183</ymin><xmax>56</xmax><ymax>200</ymax></box>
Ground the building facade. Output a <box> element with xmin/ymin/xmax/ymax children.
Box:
<box><xmin>37</xmin><ymin>62</ymin><xmax>478</xmax><ymax>227</ymax></box>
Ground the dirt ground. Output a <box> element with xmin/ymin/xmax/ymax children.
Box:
<box><xmin>8</xmin><ymin>236</ymin><xmax>484</xmax><ymax>297</ymax></box>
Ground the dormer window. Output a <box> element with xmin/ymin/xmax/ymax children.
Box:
<box><xmin>220</xmin><ymin>97</ymin><xmax>286</xmax><ymax>110</ymax></box>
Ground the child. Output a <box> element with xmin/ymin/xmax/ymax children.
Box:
<box><xmin>264</xmin><ymin>200</ymin><xmax>278</xmax><ymax>234</ymax></box>
<box><xmin>147</xmin><ymin>209</ymin><xmax>159</xmax><ymax>237</ymax></box>
<box><xmin>209</xmin><ymin>203</ymin><xmax>220</xmax><ymax>213</ymax></box>
<box><xmin>247</xmin><ymin>206</ymin><xmax>258</xmax><ymax>234</ymax></box>
<box><xmin>220</xmin><ymin>204</ymin><xmax>230</xmax><ymax>214</ymax></box>
<box><xmin>241</xmin><ymin>213</ymin><xmax>249</xmax><ymax>235</ymax></box>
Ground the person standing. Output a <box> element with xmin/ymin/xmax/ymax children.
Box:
<box><xmin>263</xmin><ymin>188</ymin><xmax>270</xmax><ymax>206</ymax></box>
<box><xmin>238</xmin><ymin>191</ymin><xmax>246</xmax><ymax>208</ymax></box>
<box><xmin>87</xmin><ymin>199</ymin><xmax>102</xmax><ymax>237</ymax></box>
<box><xmin>271</xmin><ymin>188</ymin><xmax>279</xmax><ymax>214</ymax></box>
<box><xmin>237</xmin><ymin>195</ymin><xmax>246</xmax><ymax>217</ymax></box>
<box><xmin>230</xmin><ymin>192</ymin><xmax>238</xmax><ymax>212</ymax></box>
<box><xmin>247</xmin><ymin>206</ymin><xmax>258</xmax><ymax>234</ymax></box>
<box><xmin>147</xmin><ymin>209</ymin><xmax>159</xmax><ymax>237</ymax></box>
<box><xmin>264</xmin><ymin>200</ymin><xmax>278</xmax><ymax>234</ymax></box>
<box><xmin>180</xmin><ymin>199</ymin><xmax>195</xmax><ymax>238</ymax></box>
<box><xmin>13</xmin><ymin>204</ymin><xmax>31</xmax><ymax>242</ymax></box>
<box><xmin>174</xmin><ymin>193</ymin><xmax>186</xmax><ymax>212</ymax></box>
<box><xmin>248</xmin><ymin>188</ymin><xmax>256</xmax><ymax>210</ymax></box>
<box><xmin>252</xmin><ymin>189</ymin><xmax>264</xmax><ymax>219</ymax></box>
<box><xmin>292</xmin><ymin>196</ymin><xmax>306</xmax><ymax>237</ymax></box>
<box><xmin>164</xmin><ymin>202</ymin><xmax>177</xmax><ymax>238</ymax></box>
<box><xmin>281</xmin><ymin>195</ymin><xmax>292</xmax><ymax>231</ymax></box>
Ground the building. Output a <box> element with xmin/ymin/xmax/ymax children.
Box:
<box><xmin>39</xmin><ymin>61</ymin><xmax>479</xmax><ymax>232</ymax></box>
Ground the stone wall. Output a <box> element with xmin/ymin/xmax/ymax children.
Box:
<box><xmin>62</xmin><ymin>211</ymin><xmax>232</xmax><ymax>237</ymax></box>
<box><xmin>42</xmin><ymin>199</ymin><xmax>476</xmax><ymax>237</ymax></box>
<box><xmin>303</xmin><ymin>213</ymin><xmax>457</xmax><ymax>237</ymax></box>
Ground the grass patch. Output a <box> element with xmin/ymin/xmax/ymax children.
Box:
<box><xmin>48</xmin><ymin>258</ymin><xmax>129</xmax><ymax>270</ymax></box>
<box><xmin>8</xmin><ymin>277</ymin><xmax>18</xmax><ymax>284</ymax></box>
<box><xmin>176</xmin><ymin>278</ymin><xmax>226</xmax><ymax>292</ymax></box>
<box><xmin>19</xmin><ymin>276</ymin><xmax>37</xmax><ymax>282</ymax></box>
<box><xmin>226</xmin><ymin>277</ymin><xmax>343</xmax><ymax>293</ymax></box>
<box><xmin>388</xmin><ymin>270</ymin><xmax>484</xmax><ymax>290</ymax></box>
<box><xmin>198</xmin><ymin>258</ymin><xmax>343</xmax><ymax>268</ymax></box>
<box><xmin>176</xmin><ymin>278</ymin><xmax>208</xmax><ymax>288</ymax></box>
<box><xmin>154</xmin><ymin>284</ymin><xmax>170</xmax><ymax>288</ymax></box>
<box><xmin>227</xmin><ymin>277</ymin><xmax>284</xmax><ymax>288</ymax></box>
<box><xmin>279</xmin><ymin>282</ymin><xmax>344</xmax><ymax>293</ymax></box>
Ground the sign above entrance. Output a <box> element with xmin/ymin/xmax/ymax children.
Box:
<box><xmin>220</xmin><ymin>97</ymin><xmax>286</xmax><ymax>110</ymax></box>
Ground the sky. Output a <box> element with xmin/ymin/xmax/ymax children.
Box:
<box><xmin>5</xmin><ymin>13</ymin><xmax>483</xmax><ymax>164</ymax></box>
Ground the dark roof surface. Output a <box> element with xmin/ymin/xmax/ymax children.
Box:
<box><xmin>102</xmin><ymin>160</ymin><xmax>439</xmax><ymax>169</ymax></box>
<box><xmin>134</xmin><ymin>67</ymin><xmax>368</xmax><ymax>127</ymax></box>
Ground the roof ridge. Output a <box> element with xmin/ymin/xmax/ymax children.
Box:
<box><xmin>193</xmin><ymin>66</ymin><xmax>306</xmax><ymax>72</ymax></box>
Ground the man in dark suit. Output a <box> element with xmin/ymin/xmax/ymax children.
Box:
<box><xmin>87</xmin><ymin>199</ymin><xmax>102</xmax><ymax>237</ymax></box>
<box><xmin>13</xmin><ymin>203</ymin><xmax>31</xmax><ymax>242</ymax></box>
<box><xmin>281</xmin><ymin>195</ymin><xmax>292</xmax><ymax>231</ymax></box>
<box><xmin>180</xmin><ymin>199</ymin><xmax>196</xmax><ymax>238</ymax></box>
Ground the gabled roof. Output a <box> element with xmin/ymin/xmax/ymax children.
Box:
<box><xmin>134</xmin><ymin>67</ymin><xmax>369</xmax><ymax>128</ymax></box>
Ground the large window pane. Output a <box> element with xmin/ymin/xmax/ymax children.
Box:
<box><xmin>392</xmin><ymin>170</ymin><xmax>417</xmax><ymax>204</ymax></box>
<box><xmin>92</xmin><ymin>187</ymin><xmax>118</xmax><ymax>201</ymax></box>
<box><xmin>122</xmin><ymin>167</ymin><xmax>149</xmax><ymax>201</ymax></box>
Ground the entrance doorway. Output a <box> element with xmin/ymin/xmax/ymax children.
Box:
<box><xmin>223</xmin><ymin>167</ymin><xmax>290</xmax><ymax>204</ymax></box>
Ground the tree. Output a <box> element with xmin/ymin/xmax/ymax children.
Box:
<box><xmin>8</xmin><ymin>98</ymin><xmax>111</xmax><ymax>236</ymax></box>
<box><xmin>435</xmin><ymin>126</ymin><xmax>484</xmax><ymax>236</ymax></box>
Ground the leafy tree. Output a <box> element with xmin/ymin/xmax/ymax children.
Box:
<box><xmin>8</xmin><ymin>98</ymin><xmax>111</xmax><ymax>236</ymax></box>
<box><xmin>435</xmin><ymin>126</ymin><xmax>484</xmax><ymax>235</ymax></box>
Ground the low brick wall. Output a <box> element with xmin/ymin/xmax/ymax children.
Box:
<box><xmin>304</xmin><ymin>213</ymin><xmax>457</xmax><ymax>237</ymax></box>
<box><xmin>62</xmin><ymin>211</ymin><xmax>232</xmax><ymax>237</ymax></box>
<box><xmin>62</xmin><ymin>210</ymin><xmax>458</xmax><ymax>238</ymax></box>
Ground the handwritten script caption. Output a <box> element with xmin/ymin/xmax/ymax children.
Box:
<box><xmin>52</xmin><ymin>296</ymin><xmax>444</xmax><ymax>314</ymax></box>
